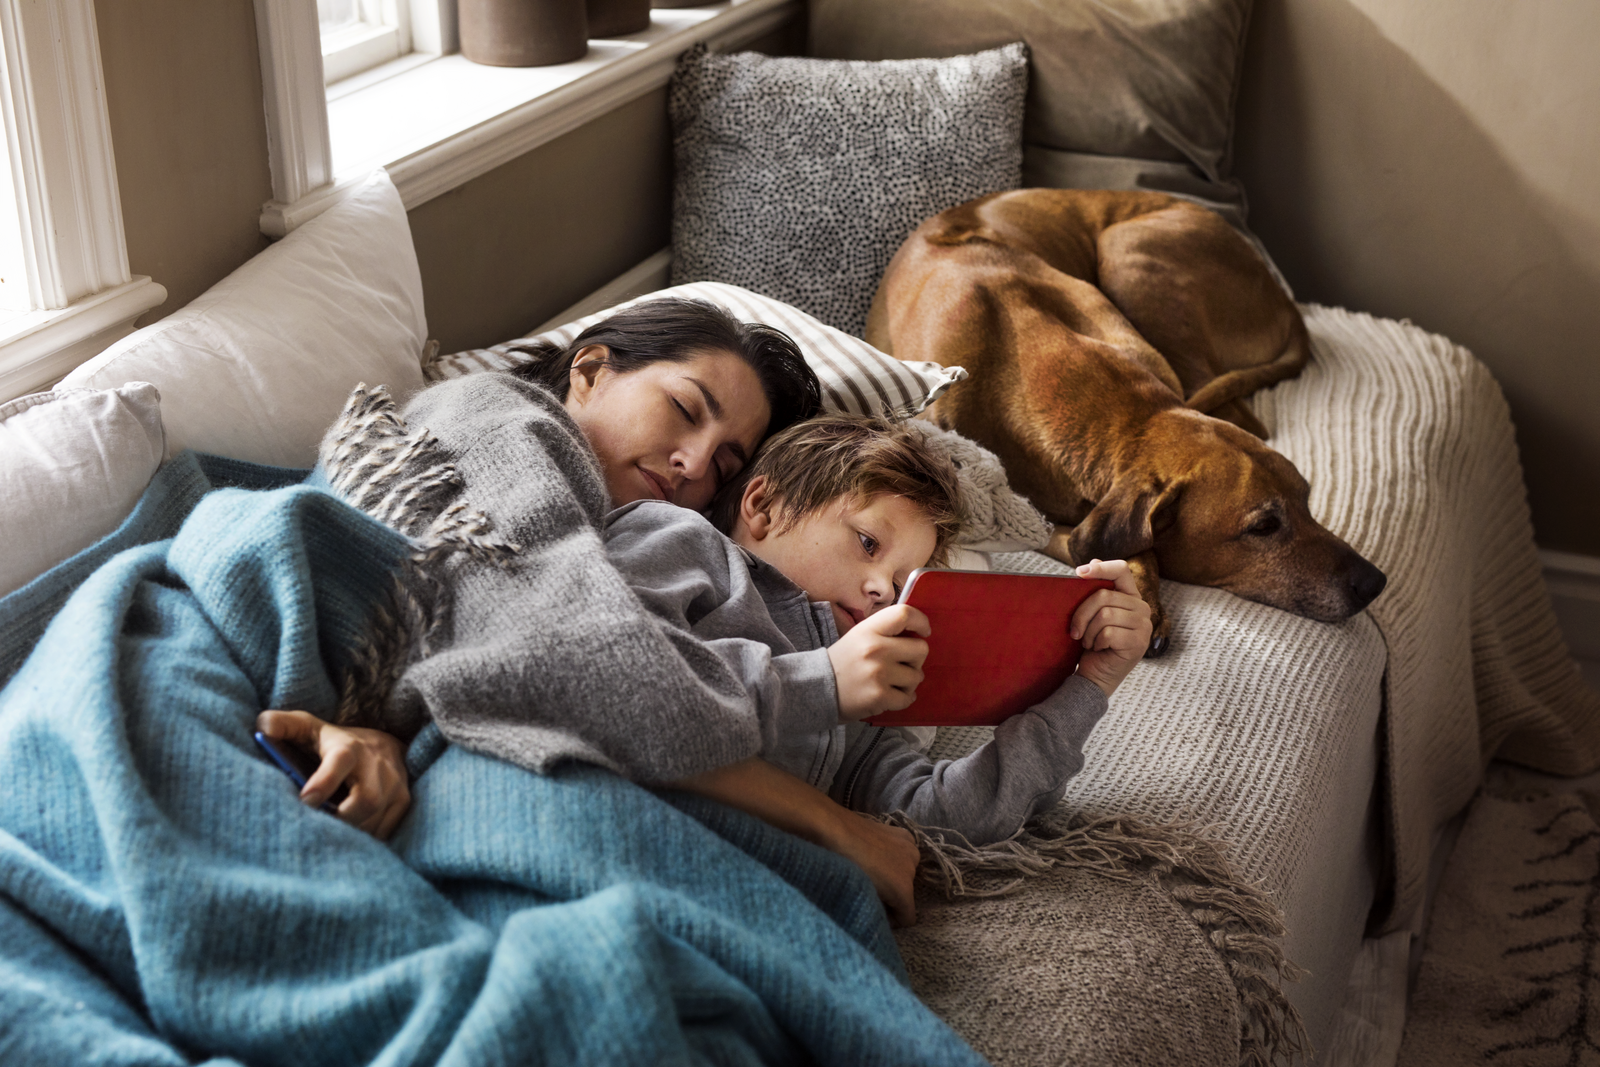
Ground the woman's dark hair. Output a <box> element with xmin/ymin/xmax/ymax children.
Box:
<box><xmin>508</xmin><ymin>297</ymin><xmax>822</xmax><ymax>441</ymax></box>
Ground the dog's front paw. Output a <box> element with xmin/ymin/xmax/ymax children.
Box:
<box><xmin>1145</xmin><ymin>603</ymin><xmax>1172</xmax><ymax>658</ymax></box>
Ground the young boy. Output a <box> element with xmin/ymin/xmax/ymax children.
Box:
<box><xmin>601</xmin><ymin>415</ymin><xmax>1152</xmax><ymax>921</ymax></box>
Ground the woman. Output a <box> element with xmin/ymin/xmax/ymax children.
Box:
<box><xmin>509</xmin><ymin>297</ymin><xmax>818</xmax><ymax>513</ymax></box>
<box><xmin>262</xmin><ymin>298</ymin><xmax>920</xmax><ymax>918</ymax></box>
<box><xmin>263</xmin><ymin>298</ymin><xmax>821</xmax><ymax>812</ymax></box>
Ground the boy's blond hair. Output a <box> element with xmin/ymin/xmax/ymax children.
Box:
<box><xmin>710</xmin><ymin>414</ymin><xmax>964</xmax><ymax>565</ymax></box>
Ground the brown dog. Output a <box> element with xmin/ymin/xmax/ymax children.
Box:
<box><xmin>866</xmin><ymin>188</ymin><xmax>1386</xmax><ymax>651</ymax></box>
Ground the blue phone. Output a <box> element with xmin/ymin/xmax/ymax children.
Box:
<box><xmin>253</xmin><ymin>732</ymin><xmax>343</xmax><ymax>814</ymax></box>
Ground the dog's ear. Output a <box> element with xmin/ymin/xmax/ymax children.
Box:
<box><xmin>1067</xmin><ymin>479</ymin><xmax>1181</xmax><ymax>563</ymax></box>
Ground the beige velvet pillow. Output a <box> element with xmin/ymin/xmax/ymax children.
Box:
<box><xmin>810</xmin><ymin>0</ymin><xmax>1254</xmax><ymax>190</ymax></box>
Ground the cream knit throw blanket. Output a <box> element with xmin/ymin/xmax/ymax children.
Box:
<box><xmin>1258</xmin><ymin>304</ymin><xmax>1600</xmax><ymax>930</ymax></box>
<box><xmin>983</xmin><ymin>304</ymin><xmax>1598</xmax><ymax>938</ymax></box>
<box><xmin>989</xmin><ymin>303</ymin><xmax>1599</xmax><ymax>934</ymax></box>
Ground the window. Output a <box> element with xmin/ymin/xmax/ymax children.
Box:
<box><xmin>317</xmin><ymin>0</ymin><xmax>459</xmax><ymax>88</ymax></box>
<box><xmin>319</xmin><ymin>0</ymin><xmax>410</xmax><ymax>85</ymax></box>
<box><xmin>258</xmin><ymin>0</ymin><xmax>795</xmax><ymax>237</ymax></box>
<box><xmin>0</xmin><ymin>0</ymin><xmax>165</xmax><ymax>400</ymax></box>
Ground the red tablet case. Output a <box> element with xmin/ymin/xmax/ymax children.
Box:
<box><xmin>863</xmin><ymin>569</ymin><xmax>1114</xmax><ymax>728</ymax></box>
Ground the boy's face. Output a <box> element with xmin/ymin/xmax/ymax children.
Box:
<box><xmin>732</xmin><ymin>477</ymin><xmax>938</xmax><ymax>636</ymax></box>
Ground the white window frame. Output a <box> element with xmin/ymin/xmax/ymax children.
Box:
<box><xmin>253</xmin><ymin>0</ymin><xmax>797</xmax><ymax>237</ymax></box>
<box><xmin>0</xmin><ymin>0</ymin><xmax>166</xmax><ymax>401</ymax></box>
<box><xmin>321</xmin><ymin>0</ymin><xmax>411</xmax><ymax>86</ymax></box>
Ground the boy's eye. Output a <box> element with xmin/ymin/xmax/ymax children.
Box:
<box><xmin>858</xmin><ymin>532</ymin><xmax>878</xmax><ymax>556</ymax></box>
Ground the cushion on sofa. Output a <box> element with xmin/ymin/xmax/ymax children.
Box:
<box><xmin>810</xmin><ymin>0</ymin><xmax>1257</xmax><ymax>233</ymax></box>
<box><xmin>668</xmin><ymin>42</ymin><xmax>1027</xmax><ymax>337</ymax></box>
<box><xmin>0</xmin><ymin>383</ymin><xmax>165</xmax><ymax>598</ymax></box>
<box><xmin>59</xmin><ymin>171</ymin><xmax>428</xmax><ymax>469</ymax></box>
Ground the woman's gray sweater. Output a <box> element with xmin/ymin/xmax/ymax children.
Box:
<box><xmin>604</xmin><ymin>500</ymin><xmax>1110</xmax><ymax>845</ymax></box>
<box><xmin>384</xmin><ymin>373</ymin><xmax>836</xmax><ymax>782</ymax></box>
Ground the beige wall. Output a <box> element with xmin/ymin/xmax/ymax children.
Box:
<box><xmin>409</xmin><ymin>88</ymin><xmax>672</xmax><ymax>352</ymax></box>
<box><xmin>410</xmin><ymin>20</ymin><xmax>802</xmax><ymax>350</ymax></box>
<box><xmin>104</xmin><ymin>3</ymin><xmax>1594</xmax><ymax>552</ymax></box>
<box><xmin>1234</xmin><ymin>0</ymin><xmax>1600</xmax><ymax>556</ymax></box>
<box><xmin>96</xmin><ymin>0</ymin><xmax>273</xmax><ymax>326</ymax></box>
<box><xmin>96</xmin><ymin>6</ymin><xmax>798</xmax><ymax>353</ymax></box>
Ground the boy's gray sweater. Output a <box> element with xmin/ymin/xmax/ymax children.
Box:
<box><xmin>604</xmin><ymin>500</ymin><xmax>1110</xmax><ymax>845</ymax></box>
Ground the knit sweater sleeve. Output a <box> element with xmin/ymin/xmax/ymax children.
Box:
<box><xmin>381</xmin><ymin>373</ymin><xmax>796</xmax><ymax>782</ymax></box>
<box><xmin>602</xmin><ymin>501</ymin><xmax>840</xmax><ymax>771</ymax></box>
<box><xmin>828</xmin><ymin>675</ymin><xmax>1109</xmax><ymax>844</ymax></box>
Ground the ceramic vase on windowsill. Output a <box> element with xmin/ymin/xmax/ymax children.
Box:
<box><xmin>587</xmin><ymin>0</ymin><xmax>650</xmax><ymax>37</ymax></box>
<box><xmin>460</xmin><ymin>0</ymin><xmax>588</xmax><ymax>67</ymax></box>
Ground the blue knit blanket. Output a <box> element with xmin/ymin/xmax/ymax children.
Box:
<box><xmin>0</xmin><ymin>453</ymin><xmax>984</xmax><ymax>1067</ymax></box>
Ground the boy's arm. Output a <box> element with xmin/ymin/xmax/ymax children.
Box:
<box><xmin>831</xmin><ymin>676</ymin><xmax>1109</xmax><ymax>845</ymax></box>
<box><xmin>829</xmin><ymin>558</ymin><xmax>1151</xmax><ymax>845</ymax></box>
<box><xmin>670</xmin><ymin>757</ymin><xmax>921</xmax><ymax>927</ymax></box>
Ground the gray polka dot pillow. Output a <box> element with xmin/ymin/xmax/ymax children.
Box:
<box><xmin>668</xmin><ymin>42</ymin><xmax>1027</xmax><ymax>338</ymax></box>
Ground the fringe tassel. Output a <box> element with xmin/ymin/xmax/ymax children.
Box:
<box><xmin>885</xmin><ymin>811</ymin><xmax>1310</xmax><ymax>1067</ymax></box>
<box><xmin>318</xmin><ymin>384</ymin><xmax>520</xmax><ymax>735</ymax></box>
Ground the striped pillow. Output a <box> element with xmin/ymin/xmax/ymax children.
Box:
<box><xmin>425</xmin><ymin>281</ymin><xmax>967</xmax><ymax>419</ymax></box>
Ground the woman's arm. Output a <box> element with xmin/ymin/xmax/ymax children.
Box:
<box><xmin>672</xmin><ymin>757</ymin><xmax>920</xmax><ymax>927</ymax></box>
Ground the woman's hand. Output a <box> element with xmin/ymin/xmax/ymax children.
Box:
<box><xmin>1070</xmin><ymin>559</ymin><xmax>1155</xmax><ymax>697</ymax></box>
<box><xmin>818</xmin><ymin>811</ymin><xmax>920</xmax><ymax>928</ymax></box>
<box><xmin>255</xmin><ymin>710</ymin><xmax>412</xmax><ymax>840</ymax></box>
<box><xmin>670</xmin><ymin>757</ymin><xmax>921</xmax><ymax>926</ymax></box>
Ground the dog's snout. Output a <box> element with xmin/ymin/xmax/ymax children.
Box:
<box><xmin>1348</xmin><ymin>557</ymin><xmax>1387</xmax><ymax>611</ymax></box>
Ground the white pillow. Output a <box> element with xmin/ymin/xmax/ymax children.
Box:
<box><xmin>427</xmin><ymin>281</ymin><xmax>966</xmax><ymax>420</ymax></box>
<box><xmin>0</xmin><ymin>383</ymin><xmax>165</xmax><ymax>597</ymax></box>
<box><xmin>60</xmin><ymin>171</ymin><xmax>427</xmax><ymax>468</ymax></box>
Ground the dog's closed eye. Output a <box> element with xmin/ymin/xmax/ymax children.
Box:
<box><xmin>1244</xmin><ymin>514</ymin><xmax>1283</xmax><ymax>537</ymax></box>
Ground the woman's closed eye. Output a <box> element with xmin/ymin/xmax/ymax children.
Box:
<box><xmin>712</xmin><ymin>449</ymin><xmax>740</xmax><ymax>489</ymax></box>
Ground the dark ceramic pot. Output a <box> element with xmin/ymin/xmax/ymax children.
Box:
<box><xmin>460</xmin><ymin>0</ymin><xmax>588</xmax><ymax>67</ymax></box>
<box><xmin>587</xmin><ymin>0</ymin><xmax>650</xmax><ymax>36</ymax></box>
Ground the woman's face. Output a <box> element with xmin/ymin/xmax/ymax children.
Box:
<box><xmin>565</xmin><ymin>345</ymin><xmax>771</xmax><ymax>512</ymax></box>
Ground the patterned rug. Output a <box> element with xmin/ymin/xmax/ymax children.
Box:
<box><xmin>1399</xmin><ymin>791</ymin><xmax>1600</xmax><ymax>1065</ymax></box>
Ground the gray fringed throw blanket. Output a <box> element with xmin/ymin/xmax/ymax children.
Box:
<box><xmin>319</xmin><ymin>372</ymin><xmax>809</xmax><ymax>783</ymax></box>
<box><xmin>897</xmin><ymin>812</ymin><xmax>1307</xmax><ymax>1067</ymax></box>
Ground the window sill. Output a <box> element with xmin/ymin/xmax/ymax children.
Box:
<box><xmin>261</xmin><ymin>0</ymin><xmax>797</xmax><ymax>237</ymax></box>
<box><xmin>0</xmin><ymin>277</ymin><xmax>168</xmax><ymax>402</ymax></box>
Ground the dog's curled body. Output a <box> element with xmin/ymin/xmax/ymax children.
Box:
<box><xmin>867</xmin><ymin>189</ymin><xmax>1386</xmax><ymax>648</ymax></box>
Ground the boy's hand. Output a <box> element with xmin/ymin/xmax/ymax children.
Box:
<box><xmin>255</xmin><ymin>710</ymin><xmax>411</xmax><ymax>840</ymax></box>
<box><xmin>827</xmin><ymin>604</ymin><xmax>931</xmax><ymax>721</ymax></box>
<box><xmin>1070</xmin><ymin>559</ymin><xmax>1154</xmax><ymax>698</ymax></box>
